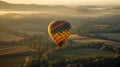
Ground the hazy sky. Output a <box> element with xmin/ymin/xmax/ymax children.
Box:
<box><xmin>1</xmin><ymin>0</ymin><xmax>120</xmax><ymax>6</ymax></box>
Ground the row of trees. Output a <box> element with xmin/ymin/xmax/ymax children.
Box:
<box><xmin>22</xmin><ymin>54</ymin><xmax>120</xmax><ymax>67</ymax></box>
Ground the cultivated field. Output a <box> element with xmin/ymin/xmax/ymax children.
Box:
<box><xmin>0</xmin><ymin>45</ymin><xmax>35</xmax><ymax>67</ymax></box>
<box><xmin>0</xmin><ymin>56</ymin><xmax>26</xmax><ymax>67</ymax></box>
<box><xmin>98</xmin><ymin>33</ymin><xmax>120</xmax><ymax>41</ymax></box>
<box><xmin>69</xmin><ymin>34</ymin><xmax>120</xmax><ymax>47</ymax></box>
<box><xmin>0</xmin><ymin>32</ymin><xmax>22</xmax><ymax>41</ymax></box>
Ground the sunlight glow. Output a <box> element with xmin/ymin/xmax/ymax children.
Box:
<box><xmin>1</xmin><ymin>0</ymin><xmax>120</xmax><ymax>6</ymax></box>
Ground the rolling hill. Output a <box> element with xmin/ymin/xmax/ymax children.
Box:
<box><xmin>0</xmin><ymin>1</ymin><xmax>68</xmax><ymax>11</ymax></box>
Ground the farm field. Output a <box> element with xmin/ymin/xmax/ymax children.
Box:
<box><xmin>0</xmin><ymin>46</ymin><xmax>33</xmax><ymax>56</ymax></box>
<box><xmin>0</xmin><ymin>32</ymin><xmax>22</xmax><ymax>41</ymax></box>
<box><xmin>98</xmin><ymin>33</ymin><xmax>120</xmax><ymax>41</ymax></box>
<box><xmin>0</xmin><ymin>45</ymin><xmax>34</xmax><ymax>67</ymax></box>
<box><xmin>0</xmin><ymin>56</ymin><xmax>26</xmax><ymax>67</ymax></box>
<box><xmin>69</xmin><ymin>34</ymin><xmax>120</xmax><ymax>47</ymax></box>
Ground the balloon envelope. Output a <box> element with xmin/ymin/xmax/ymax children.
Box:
<box><xmin>48</xmin><ymin>20</ymin><xmax>71</xmax><ymax>47</ymax></box>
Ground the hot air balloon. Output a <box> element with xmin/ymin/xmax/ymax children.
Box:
<box><xmin>48</xmin><ymin>20</ymin><xmax>71</xmax><ymax>48</ymax></box>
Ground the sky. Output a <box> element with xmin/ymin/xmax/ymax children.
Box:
<box><xmin>1</xmin><ymin>0</ymin><xmax>120</xmax><ymax>6</ymax></box>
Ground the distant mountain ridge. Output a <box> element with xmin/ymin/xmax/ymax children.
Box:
<box><xmin>0</xmin><ymin>1</ymin><xmax>120</xmax><ymax>11</ymax></box>
<box><xmin>0</xmin><ymin>1</ymin><xmax>68</xmax><ymax>11</ymax></box>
